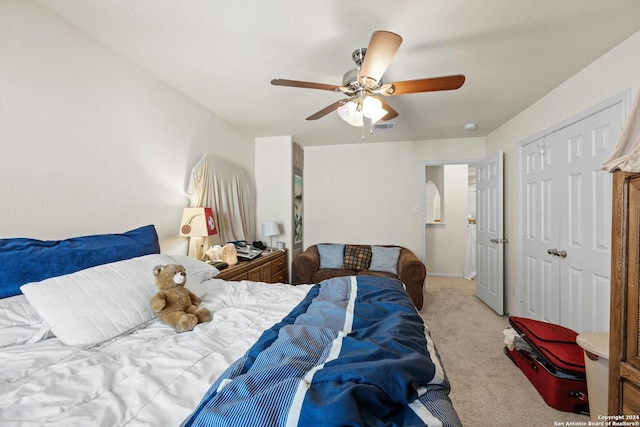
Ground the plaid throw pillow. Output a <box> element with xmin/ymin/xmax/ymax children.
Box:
<box><xmin>342</xmin><ymin>245</ymin><xmax>372</xmax><ymax>271</ymax></box>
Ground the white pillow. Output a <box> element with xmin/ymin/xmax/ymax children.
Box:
<box><xmin>20</xmin><ymin>254</ymin><xmax>218</xmax><ymax>347</ymax></box>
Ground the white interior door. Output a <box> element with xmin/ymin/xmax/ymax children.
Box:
<box><xmin>476</xmin><ymin>151</ymin><xmax>504</xmax><ymax>315</ymax></box>
<box><xmin>520</xmin><ymin>132</ymin><xmax>561</xmax><ymax>324</ymax></box>
<box><xmin>557</xmin><ymin>102</ymin><xmax>621</xmax><ymax>333</ymax></box>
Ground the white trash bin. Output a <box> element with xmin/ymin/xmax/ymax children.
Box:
<box><xmin>576</xmin><ymin>332</ymin><xmax>609</xmax><ymax>421</ymax></box>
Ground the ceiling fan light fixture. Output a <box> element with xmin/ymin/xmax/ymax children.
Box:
<box><xmin>337</xmin><ymin>101</ymin><xmax>363</xmax><ymax>126</ymax></box>
<box><xmin>362</xmin><ymin>95</ymin><xmax>388</xmax><ymax>124</ymax></box>
<box><xmin>362</xmin><ymin>96</ymin><xmax>383</xmax><ymax>118</ymax></box>
<box><xmin>337</xmin><ymin>101</ymin><xmax>357</xmax><ymax>122</ymax></box>
<box><xmin>350</xmin><ymin>111</ymin><xmax>364</xmax><ymax>127</ymax></box>
<box><xmin>369</xmin><ymin>106</ymin><xmax>388</xmax><ymax>124</ymax></box>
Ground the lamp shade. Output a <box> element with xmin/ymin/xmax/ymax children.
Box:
<box><xmin>179</xmin><ymin>207</ymin><xmax>217</xmax><ymax>237</ymax></box>
<box><xmin>262</xmin><ymin>222</ymin><xmax>280</xmax><ymax>238</ymax></box>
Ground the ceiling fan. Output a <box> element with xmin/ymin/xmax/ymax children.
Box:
<box><xmin>271</xmin><ymin>30</ymin><xmax>465</xmax><ymax>127</ymax></box>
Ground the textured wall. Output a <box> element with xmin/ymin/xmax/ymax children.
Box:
<box><xmin>303</xmin><ymin>138</ymin><xmax>485</xmax><ymax>261</ymax></box>
<box><xmin>486</xmin><ymin>30</ymin><xmax>640</xmax><ymax>315</ymax></box>
<box><xmin>0</xmin><ymin>1</ymin><xmax>254</xmax><ymax>252</ymax></box>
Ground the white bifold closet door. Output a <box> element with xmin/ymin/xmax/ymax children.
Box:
<box><xmin>519</xmin><ymin>96</ymin><xmax>625</xmax><ymax>333</ymax></box>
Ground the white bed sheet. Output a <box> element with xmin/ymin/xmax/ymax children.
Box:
<box><xmin>0</xmin><ymin>294</ymin><xmax>48</xmax><ymax>348</ymax></box>
<box><xmin>0</xmin><ymin>279</ymin><xmax>313</xmax><ymax>427</ymax></box>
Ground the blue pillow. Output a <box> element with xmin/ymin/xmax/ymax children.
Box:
<box><xmin>369</xmin><ymin>245</ymin><xmax>401</xmax><ymax>275</ymax></box>
<box><xmin>0</xmin><ymin>225</ymin><xmax>160</xmax><ymax>298</ymax></box>
<box><xmin>317</xmin><ymin>244</ymin><xmax>345</xmax><ymax>269</ymax></box>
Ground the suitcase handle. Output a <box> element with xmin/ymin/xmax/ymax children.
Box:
<box><xmin>518</xmin><ymin>350</ymin><xmax>538</xmax><ymax>372</ymax></box>
<box><xmin>568</xmin><ymin>390</ymin><xmax>588</xmax><ymax>402</ymax></box>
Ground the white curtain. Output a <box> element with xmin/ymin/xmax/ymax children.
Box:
<box><xmin>602</xmin><ymin>91</ymin><xmax>640</xmax><ymax>172</ymax></box>
<box><xmin>186</xmin><ymin>155</ymin><xmax>255</xmax><ymax>249</ymax></box>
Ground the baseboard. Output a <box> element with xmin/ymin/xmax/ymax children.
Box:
<box><xmin>427</xmin><ymin>273</ymin><xmax>465</xmax><ymax>278</ymax></box>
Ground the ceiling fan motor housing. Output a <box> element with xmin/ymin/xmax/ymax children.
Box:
<box><xmin>342</xmin><ymin>68</ymin><xmax>360</xmax><ymax>90</ymax></box>
<box><xmin>343</xmin><ymin>48</ymin><xmax>369</xmax><ymax>91</ymax></box>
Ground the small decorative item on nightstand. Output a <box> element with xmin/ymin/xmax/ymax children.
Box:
<box><xmin>221</xmin><ymin>243</ymin><xmax>238</xmax><ymax>265</ymax></box>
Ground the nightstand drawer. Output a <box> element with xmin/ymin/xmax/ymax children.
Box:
<box><xmin>271</xmin><ymin>256</ymin><xmax>286</xmax><ymax>272</ymax></box>
<box><xmin>249</xmin><ymin>263</ymin><xmax>271</xmax><ymax>282</ymax></box>
<box><xmin>271</xmin><ymin>269</ymin><xmax>287</xmax><ymax>284</ymax></box>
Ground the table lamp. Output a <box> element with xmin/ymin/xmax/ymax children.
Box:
<box><xmin>179</xmin><ymin>207</ymin><xmax>217</xmax><ymax>259</ymax></box>
<box><xmin>262</xmin><ymin>222</ymin><xmax>280</xmax><ymax>249</ymax></box>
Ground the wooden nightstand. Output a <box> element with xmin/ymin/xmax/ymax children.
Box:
<box><xmin>215</xmin><ymin>249</ymin><xmax>288</xmax><ymax>284</ymax></box>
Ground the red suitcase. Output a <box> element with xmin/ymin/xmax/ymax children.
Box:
<box><xmin>505</xmin><ymin>316</ymin><xmax>589</xmax><ymax>414</ymax></box>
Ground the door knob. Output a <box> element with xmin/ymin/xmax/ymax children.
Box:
<box><xmin>547</xmin><ymin>248</ymin><xmax>567</xmax><ymax>258</ymax></box>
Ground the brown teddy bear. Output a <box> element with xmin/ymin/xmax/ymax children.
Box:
<box><xmin>150</xmin><ymin>264</ymin><xmax>211</xmax><ymax>332</ymax></box>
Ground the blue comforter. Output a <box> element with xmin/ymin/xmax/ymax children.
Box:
<box><xmin>183</xmin><ymin>275</ymin><xmax>461</xmax><ymax>427</ymax></box>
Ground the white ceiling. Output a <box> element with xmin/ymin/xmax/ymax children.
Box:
<box><xmin>36</xmin><ymin>0</ymin><xmax>640</xmax><ymax>146</ymax></box>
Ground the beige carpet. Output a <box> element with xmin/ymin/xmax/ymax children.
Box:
<box><xmin>420</xmin><ymin>276</ymin><xmax>590</xmax><ymax>427</ymax></box>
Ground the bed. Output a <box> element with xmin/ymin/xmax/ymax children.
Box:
<box><xmin>0</xmin><ymin>226</ymin><xmax>461</xmax><ymax>426</ymax></box>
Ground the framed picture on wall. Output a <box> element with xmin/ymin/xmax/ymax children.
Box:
<box><xmin>293</xmin><ymin>168</ymin><xmax>303</xmax><ymax>245</ymax></box>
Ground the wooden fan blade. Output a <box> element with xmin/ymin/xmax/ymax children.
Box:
<box><xmin>271</xmin><ymin>79</ymin><xmax>340</xmax><ymax>92</ymax></box>
<box><xmin>378</xmin><ymin>98</ymin><xmax>399</xmax><ymax>121</ymax></box>
<box><xmin>306</xmin><ymin>100</ymin><xmax>345</xmax><ymax>120</ymax></box>
<box><xmin>383</xmin><ymin>75</ymin><xmax>465</xmax><ymax>96</ymax></box>
<box><xmin>359</xmin><ymin>31</ymin><xmax>403</xmax><ymax>87</ymax></box>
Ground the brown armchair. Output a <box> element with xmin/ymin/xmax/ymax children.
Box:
<box><xmin>293</xmin><ymin>244</ymin><xmax>426</xmax><ymax>310</ymax></box>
